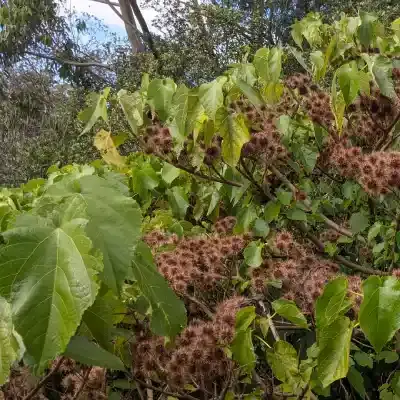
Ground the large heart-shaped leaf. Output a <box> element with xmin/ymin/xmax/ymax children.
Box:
<box><xmin>44</xmin><ymin>175</ymin><xmax>142</xmax><ymax>295</ymax></box>
<box><xmin>147</xmin><ymin>78</ymin><xmax>176</xmax><ymax>120</ymax></box>
<box><xmin>359</xmin><ymin>276</ymin><xmax>400</xmax><ymax>352</ymax></box>
<box><xmin>0</xmin><ymin>200</ymin><xmax>102</xmax><ymax>372</ymax></box>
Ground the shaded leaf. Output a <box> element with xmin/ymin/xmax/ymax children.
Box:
<box><xmin>349</xmin><ymin>212</ymin><xmax>369</xmax><ymax>234</ymax></box>
<box><xmin>132</xmin><ymin>242</ymin><xmax>187</xmax><ymax>337</ymax></box>
<box><xmin>65</xmin><ymin>336</ymin><xmax>125</xmax><ymax>370</ymax></box>
<box><xmin>252</xmin><ymin>219</ymin><xmax>269</xmax><ymax>237</ymax></box>
<box><xmin>244</xmin><ymin>242</ymin><xmax>263</xmax><ymax>267</ymax></box>
<box><xmin>231</xmin><ymin>329</ymin><xmax>255</xmax><ymax>373</ymax></box>
<box><xmin>79</xmin><ymin>88</ymin><xmax>110</xmax><ymax>135</ymax></box>
<box><xmin>235</xmin><ymin>306</ymin><xmax>256</xmax><ymax>332</ymax></box>
<box><xmin>354</xmin><ymin>351</ymin><xmax>373</xmax><ymax>368</ymax></box>
<box><xmin>347</xmin><ymin>367</ymin><xmax>366</xmax><ymax>399</ymax></box>
<box><xmin>167</xmin><ymin>187</ymin><xmax>189</xmax><ymax>220</ymax></box>
<box><xmin>272</xmin><ymin>299</ymin><xmax>308</xmax><ymax>329</ymax></box>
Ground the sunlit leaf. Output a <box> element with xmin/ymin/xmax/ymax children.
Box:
<box><xmin>359</xmin><ymin>276</ymin><xmax>400</xmax><ymax>352</ymax></box>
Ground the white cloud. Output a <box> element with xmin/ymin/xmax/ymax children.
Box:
<box><xmin>63</xmin><ymin>0</ymin><xmax>158</xmax><ymax>32</ymax></box>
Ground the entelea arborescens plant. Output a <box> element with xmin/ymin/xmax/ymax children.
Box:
<box><xmin>2</xmin><ymin>11</ymin><xmax>400</xmax><ymax>400</ymax></box>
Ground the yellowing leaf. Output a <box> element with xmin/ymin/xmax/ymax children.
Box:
<box><xmin>94</xmin><ymin>130</ymin><xmax>126</xmax><ymax>167</ymax></box>
<box><xmin>216</xmin><ymin>109</ymin><xmax>250</xmax><ymax>167</ymax></box>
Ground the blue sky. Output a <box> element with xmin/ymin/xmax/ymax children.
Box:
<box><xmin>63</xmin><ymin>0</ymin><xmax>158</xmax><ymax>37</ymax></box>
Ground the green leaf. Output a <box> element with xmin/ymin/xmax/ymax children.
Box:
<box><xmin>216</xmin><ymin>110</ymin><xmax>250</xmax><ymax>167</ymax></box>
<box><xmin>234</xmin><ymin>205</ymin><xmax>257</xmax><ymax>233</ymax></box>
<box><xmin>264</xmin><ymin>201</ymin><xmax>281</xmax><ymax>222</ymax></box>
<box><xmin>161</xmin><ymin>164</ymin><xmax>180</xmax><ymax>185</ymax></box>
<box><xmin>376</xmin><ymin>351</ymin><xmax>399</xmax><ymax>364</ymax></box>
<box><xmin>132</xmin><ymin>242</ymin><xmax>187</xmax><ymax>337</ymax></box>
<box><xmin>373</xmin><ymin>242</ymin><xmax>385</xmax><ymax>255</ymax></box>
<box><xmin>315</xmin><ymin>277</ymin><xmax>352</xmax><ymax>330</ymax></box>
<box><xmin>0</xmin><ymin>200</ymin><xmax>102</xmax><ymax>372</ymax></box>
<box><xmin>347</xmin><ymin>367</ymin><xmax>366</xmax><ymax>399</ymax></box>
<box><xmin>317</xmin><ymin>316</ymin><xmax>353</xmax><ymax>388</ymax></box>
<box><xmin>132</xmin><ymin>163</ymin><xmax>160</xmax><ymax>198</ymax></box>
<box><xmin>331</xmin><ymin>77</ymin><xmax>346</xmax><ymax>134</ymax></box>
<box><xmin>45</xmin><ymin>174</ymin><xmax>142</xmax><ymax>296</ymax></box>
<box><xmin>118</xmin><ymin>89</ymin><xmax>143</xmax><ymax>136</ymax></box>
<box><xmin>235</xmin><ymin>306</ymin><xmax>256</xmax><ymax>332</ymax></box>
<box><xmin>266</xmin><ymin>341</ymin><xmax>303</xmax><ymax>388</ymax></box>
<box><xmin>198</xmin><ymin>77</ymin><xmax>227</xmax><ymax>120</ymax></box>
<box><xmin>354</xmin><ymin>351</ymin><xmax>373</xmax><ymax>368</ymax></box>
<box><xmin>337</xmin><ymin>63</ymin><xmax>361</xmax><ymax>105</ymax></box>
<box><xmin>147</xmin><ymin>78</ymin><xmax>176</xmax><ymax>120</ymax></box>
<box><xmin>253</xmin><ymin>48</ymin><xmax>282</xmax><ymax>83</ymax></box>
<box><xmin>234</xmin><ymin>79</ymin><xmax>264</xmax><ymax>107</ymax></box>
<box><xmin>359</xmin><ymin>276</ymin><xmax>400</xmax><ymax>352</ymax></box>
<box><xmin>244</xmin><ymin>242</ymin><xmax>263</xmax><ymax>268</ymax></box>
<box><xmin>368</xmin><ymin>222</ymin><xmax>382</xmax><ymax>242</ymax></box>
<box><xmin>286</xmin><ymin>208</ymin><xmax>307</xmax><ymax>221</ymax></box>
<box><xmin>272</xmin><ymin>299</ymin><xmax>308</xmax><ymax>329</ymax></box>
<box><xmin>277</xmin><ymin>190</ymin><xmax>292</xmax><ymax>206</ymax></box>
<box><xmin>0</xmin><ymin>297</ymin><xmax>23</xmax><ymax>384</ymax></box>
<box><xmin>349</xmin><ymin>212</ymin><xmax>369</xmax><ymax>234</ymax></box>
<box><xmin>231</xmin><ymin>329</ymin><xmax>255</xmax><ymax>373</ymax></box>
<box><xmin>288</xmin><ymin>46</ymin><xmax>310</xmax><ymax>73</ymax></box>
<box><xmin>170</xmin><ymin>84</ymin><xmax>189</xmax><ymax>141</ymax></box>
<box><xmin>358</xmin><ymin>12</ymin><xmax>377</xmax><ymax>48</ymax></box>
<box><xmin>252</xmin><ymin>219</ymin><xmax>269</xmax><ymax>237</ymax></box>
<box><xmin>65</xmin><ymin>336</ymin><xmax>125</xmax><ymax>370</ymax></box>
<box><xmin>79</xmin><ymin>88</ymin><xmax>110</xmax><ymax>135</ymax></box>
<box><xmin>295</xmin><ymin>145</ymin><xmax>318</xmax><ymax>173</ymax></box>
<box><xmin>167</xmin><ymin>187</ymin><xmax>189</xmax><ymax>220</ymax></box>
<box><xmin>372</xmin><ymin>56</ymin><xmax>396</xmax><ymax>99</ymax></box>
<box><xmin>81</xmin><ymin>288</ymin><xmax>125</xmax><ymax>351</ymax></box>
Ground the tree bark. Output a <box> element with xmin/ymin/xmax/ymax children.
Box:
<box><xmin>118</xmin><ymin>0</ymin><xmax>145</xmax><ymax>53</ymax></box>
<box><xmin>129</xmin><ymin>0</ymin><xmax>159</xmax><ymax>59</ymax></box>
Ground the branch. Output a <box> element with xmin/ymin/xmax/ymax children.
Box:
<box><xmin>129</xmin><ymin>0</ymin><xmax>160</xmax><ymax>59</ymax></box>
<box><xmin>23</xmin><ymin>357</ymin><xmax>65</xmax><ymax>400</ymax></box>
<box><xmin>93</xmin><ymin>0</ymin><xmax>141</xmax><ymax>36</ymax></box>
<box><xmin>161</xmin><ymin>158</ymin><xmax>242</xmax><ymax>187</ymax></box>
<box><xmin>379</xmin><ymin>111</ymin><xmax>400</xmax><ymax>151</ymax></box>
<box><xmin>269</xmin><ymin>165</ymin><xmax>353</xmax><ymax>238</ymax></box>
<box><xmin>25</xmin><ymin>51</ymin><xmax>113</xmax><ymax>70</ymax></box>
<box><xmin>295</xmin><ymin>221</ymin><xmax>387</xmax><ymax>276</ymax></box>
<box><xmin>90</xmin><ymin>0</ymin><xmax>119</xmax><ymax>5</ymax></box>
<box><xmin>183</xmin><ymin>294</ymin><xmax>214</xmax><ymax>319</ymax></box>
<box><xmin>133</xmin><ymin>379</ymin><xmax>198</xmax><ymax>400</ymax></box>
<box><xmin>71</xmin><ymin>367</ymin><xmax>92</xmax><ymax>400</ymax></box>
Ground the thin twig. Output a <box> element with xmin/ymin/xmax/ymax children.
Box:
<box><xmin>159</xmin><ymin>157</ymin><xmax>242</xmax><ymax>187</ymax></box>
<box><xmin>297</xmin><ymin>383</ymin><xmax>310</xmax><ymax>400</ymax></box>
<box><xmin>267</xmin><ymin>312</ymin><xmax>280</xmax><ymax>341</ymax></box>
<box><xmin>72</xmin><ymin>367</ymin><xmax>92</xmax><ymax>400</ymax></box>
<box><xmin>378</xmin><ymin>111</ymin><xmax>400</xmax><ymax>151</ymax></box>
<box><xmin>25</xmin><ymin>51</ymin><xmax>112</xmax><ymax>70</ymax></box>
<box><xmin>270</xmin><ymin>165</ymin><xmax>353</xmax><ymax>238</ymax></box>
<box><xmin>295</xmin><ymin>222</ymin><xmax>387</xmax><ymax>276</ymax></box>
<box><xmin>23</xmin><ymin>357</ymin><xmax>65</xmax><ymax>400</ymax></box>
<box><xmin>133</xmin><ymin>379</ymin><xmax>198</xmax><ymax>400</ymax></box>
<box><xmin>183</xmin><ymin>294</ymin><xmax>214</xmax><ymax>319</ymax></box>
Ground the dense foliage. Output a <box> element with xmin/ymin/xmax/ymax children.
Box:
<box><xmin>3</xmin><ymin>9</ymin><xmax>400</xmax><ymax>400</ymax></box>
